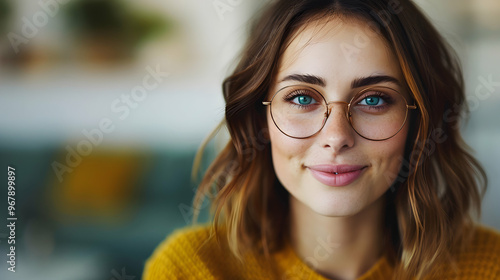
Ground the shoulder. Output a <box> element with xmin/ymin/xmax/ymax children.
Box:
<box><xmin>466</xmin><ymin>225</ymin><xmax>500</xmax><ymax>256</ymax></box>
<box><xmin>474</xmin><ymin>224</ymin><xmax>500</xmax><ymax>242</ymax></box>
<box><xmin>465</xmin><ymin>225</ymin><xmax>500</xmax><ymax>258</ymax></box>
<box><xmin>143</xmin><ymin>225</ymin><xmax>280</xmax><ymax>279</ymax></box>
<box><xmin>156</xmin><ymin>224</ymin><xmax>215</xmax><ymax>252</ymax></box>
<box><xmin>448</xmin><ymin>225</ymin><xmax>500</xmax><ymax>279</ymax></box>
<box><xmin>142</xmin><ymin>225</ymin><xmax>222</xmax><ymax>280</ymax></box>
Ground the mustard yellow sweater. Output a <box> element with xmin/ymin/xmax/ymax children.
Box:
<box><xmin>143</xmin><ymin>225</ymin><xmax>500</xmax><ymax>279</ymax></box>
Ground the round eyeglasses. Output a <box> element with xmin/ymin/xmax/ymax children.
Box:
<box><xmin>262</xmin><ymin>85</ymin><xmax>417</xmax><ymax>141</ymax></box>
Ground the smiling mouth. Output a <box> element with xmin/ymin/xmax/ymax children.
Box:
<box><xmin>307</xmin><ymin>165</ymin><xmax>367</xmax><ymax>187</ymax></box>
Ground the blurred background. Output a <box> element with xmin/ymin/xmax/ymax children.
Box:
<box><xmin>0</xmin><ymin>0</ymin><xmax>498</xmax><ymax>279</ymax></box>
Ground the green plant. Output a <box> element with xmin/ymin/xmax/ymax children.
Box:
<box><xmin>0</xmin><ymin>0</ymin><xmax>12</xmax><ymax>34</ymax></box>
<box><xmin>63</xmin><ymin>0</ymin><xmax>172</xmax><ymax>48</ymax></box>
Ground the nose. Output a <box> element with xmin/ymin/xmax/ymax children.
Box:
<box><xmin>318</xmin><ymin>102</ymin><xmax>355</xmax><ymax>153</ymax></box>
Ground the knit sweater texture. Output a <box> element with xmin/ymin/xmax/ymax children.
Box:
<box><xmin>143</xmin><ymin>225</ymin><xmax>500</xmax><ymax>279</ymax></box>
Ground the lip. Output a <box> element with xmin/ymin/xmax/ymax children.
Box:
<box><xmin>307</xmin><ymin>164</ymin><xmax>367</xmax><ymax>187</ymax></box>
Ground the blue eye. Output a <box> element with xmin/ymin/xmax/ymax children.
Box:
<box><xmin>360</xmin><ymin>96</ymin><xmax>384</xmax><ymax>106</ymax></box>
<box><xmin>293</xmin><ymin>95</ymin><xmax>316</xmax><ymax>105</ymax></box>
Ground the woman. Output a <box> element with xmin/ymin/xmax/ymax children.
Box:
<box><xmin>144</xmin><ymin>0</ymin><xmax>500</xmax><ymax>279</ymax></box>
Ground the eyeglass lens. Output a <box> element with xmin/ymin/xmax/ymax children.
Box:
<box><xmin>269</xmin><ymin>85</ymin><xmax>409</xmax><ymax>140</ymax></box>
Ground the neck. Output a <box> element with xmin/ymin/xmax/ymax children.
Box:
<box><xmin>289</xmin><ymin>195</ymin><xmax>387</xmax><ymax>280</ymax></box>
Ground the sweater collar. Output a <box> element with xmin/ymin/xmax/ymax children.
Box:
<box><xmin>273</xmin><ymin>241</ymin><xmax>394</xmax><ymax>280</ymax></box>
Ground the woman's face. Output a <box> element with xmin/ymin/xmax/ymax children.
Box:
<box><xmin>267</xmin><ymin>17</ymin><xmax>409</xmax><ymax>217</ymax></box>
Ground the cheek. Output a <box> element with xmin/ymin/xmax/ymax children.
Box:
<box><xmin>370</xmin><ymin>123</ymin><xmax>409</xmax><ymax>185</ymax></box>
<box><xmin>268</xmin><ymin>115</ymin><xmax>309</xmax><ymax>188</ymax></box>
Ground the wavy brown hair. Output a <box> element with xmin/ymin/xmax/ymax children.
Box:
<box><xmin>192</xmin><ymin>0</ymin><xmax>487</xmax><ymax>279</ymax></box>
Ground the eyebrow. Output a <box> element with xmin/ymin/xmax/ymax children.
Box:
<box><xmin>351</xmin><ymin>75</ymin><xmax>401</xmax><ymax>88</ymax></box>
<box><xmin>280</xmin><ymin>74</ymin><xmax>401</xmax><ymax>88</ymax></box>
<box><xmin>281</xmin><ymin>74</ymin><xmax>326</xmax><ymax>87</ymax></box>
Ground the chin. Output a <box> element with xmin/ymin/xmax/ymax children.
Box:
<box><xmin>293</xmin><ymin>190</ymin><xmax>363</xmax><ymax>217</ymax></box>
<box><xmin>298</xmin><ymin>183</ymin><xmax>387</xmax><ymax>218</ymax></box>
<box><xmin>310</xmin><ymin>200</ymin><xmax>366</xmax><ymax>217</ymax></box>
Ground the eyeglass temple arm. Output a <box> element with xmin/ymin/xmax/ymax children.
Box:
<box><xmin>262</xmin><ymin>101</ymin><xmax>271</xmax><ymax>106</ymax></box>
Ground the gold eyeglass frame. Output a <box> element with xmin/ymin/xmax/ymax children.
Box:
<box><xmin>262</xmin><ymin>85</ymin><xmax>418</xmax><ymax>141</ymax></box>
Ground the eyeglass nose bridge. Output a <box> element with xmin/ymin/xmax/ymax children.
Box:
<box><xmin>324</xmin><ymin>101</ymin><xmax>351</xmax><ymax>120</ymax></box>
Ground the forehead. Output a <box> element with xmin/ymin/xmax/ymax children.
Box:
<box><xmin>277</xmin><ymin>17</ymin><xmax>402</xmax><ymax>89</ymax></box>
